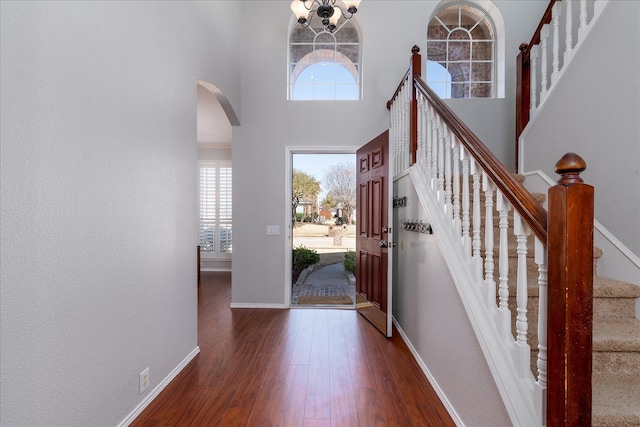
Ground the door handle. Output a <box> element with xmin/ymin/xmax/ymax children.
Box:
<box><xmin>379</xmin><ymin>240</ymin><xmax>396</xmax><ymax>248</ymax></box>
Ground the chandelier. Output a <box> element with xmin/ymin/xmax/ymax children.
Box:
<box><xmin>290</xmin><ymin>0</ymin><xmax>362</xmax><ymax>33</ymax></box>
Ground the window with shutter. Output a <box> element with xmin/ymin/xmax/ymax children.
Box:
<box><xmin>199</xmin><ymin>162</ymin><xmax>232</xmax><ymax>257</ymax></box>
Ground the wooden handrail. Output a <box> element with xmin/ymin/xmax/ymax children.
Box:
<box><xmin>524</xmin><ymin>0</ymin><xmax>558</xmax><ymax>57</ymax></box>
<box><xmin>515</xmin><ymin>0</ymin><xmax>558</xmax><ymax>170</ymax></box>
<box><xmin>413</xmin><ymin>75</ymin><xmax>548</xmax><ymax>243</ymax></box>
<box><xmin>389</xmin><ymin>44</ymin><xmax>594</xmax><ymax>426</ymax></box>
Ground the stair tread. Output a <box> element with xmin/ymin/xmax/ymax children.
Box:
<box><xmin>593</xmin><ymin>373</ymin><xmax>640</xmax><ymax>425</ymax></box>
<box><xmin>518</xmin><ymin>275</ymin><xmax>639</xmax><ymax>298</ymax></box>
<box><xmin>594</xmin><ymin>277</ymin><xmax>640</xmax><ymax>298</ymax></box>
<box><xmin>594</xmin><ymin>318</ymin><xmax>640</xmax><ymax>352</ymax></box>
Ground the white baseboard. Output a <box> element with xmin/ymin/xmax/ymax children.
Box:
<box><xmin>392</xmin><ymin>317</ymin><xmax>464</xmax><ymax>427</ymax></box>
<box><xmin>200</xmin><ymin>267</ymin><xmax>232</xmax><ymax>272</ymax></box>
<box><xmin>229</xmin><ymin>303</ymin><xmax>288</xmax><ymax>309</ymax></box>
<box><xmin>118</xmin><ymin>346</ymin><xmax>200</xmax><ymax>427</ymax></box>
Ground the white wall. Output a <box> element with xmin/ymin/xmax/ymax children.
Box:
<box><xmin>198</xmin><ymin>147</ymin><xmax>232</xmax><ymax>162</ymax></box>
<box><xmin>442</xmin><ymin>1</ymin><xmax>550</xmax><ymax>169</ymax></box>
<box><xmin>0</xmin><ymin>1</ymin><xmax>241</xmax><ymax>425</ymax></box>
<box><xmin>520</xmin><ymin>1</ymin><xmax>640</xmax><ymax>257</ymax></box>
<box><xmin>232</xmin><ymin>0</ymin><xmax>548</xmax><ymax>305</ymax></box>
<box><xmin>392</xmin><ymin>175</ymin><xmax>511</xmax><ymax>426</ymax></box>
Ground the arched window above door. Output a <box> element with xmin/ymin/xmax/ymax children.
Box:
<box><xmin>289</xmin><ymin>12</ymin><xmax>361</xmax><ymax>100</ymax></box>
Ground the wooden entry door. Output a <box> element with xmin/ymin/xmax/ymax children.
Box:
<box><xmin>356</xmin><ymin>130</ymin><xmax>392</xmax><ymax>337</ymax></box>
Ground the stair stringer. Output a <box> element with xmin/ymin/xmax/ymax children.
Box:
<box><xmin>409</xmin><ymin>166</ymin><xmax>544</xmax><ymax>427</ymax></box>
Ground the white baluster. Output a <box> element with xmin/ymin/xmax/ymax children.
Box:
<box><xmin>497</xmin><ymin>191</ymin><xmax>512</xmax><ymax>338</ymax></box>
<box><xmin>497</xmin><ymin>191</ymin><xmax>511</xmax><ymax>309</ymax></box>
<box><xmin>425</xmin><ymin>103</ymin><xmax>433</xmax><ymax>180</ymax></box>
<box><xmin>392</xmin><ymin>89</ymin><xmax>399</xmax><ymax>174</ymax></box>
<box><xmin>514</xmin><ymin>212</ymin><xmax>531</xmax><ymax>345</ymax></box>
<box><xmin>402</xmin><ymin>85</ymin><xmax>410</xmax><ymax>172</ymax></box>
<box><xmin>551</xmin><ymin>2</ymin><xmax>561</xmax><ymax>85</ymax></box>
<box><xmin>535</xmin><ymin>238</ymin><xmax>548</xmax><ymax>388</ymax></box>
<box><xmin>416</xmin><ymin>94</ymin><xmax>424</xmax><ymax>169</ymax></box>
<box><xmin>444</xmin><ymin>129</ymin><xmax>453</xmax><ymax>223</ymax></box>
<box><xmin>421</xmin><ymin>96</ymin><xmax>429</xmax><ymax>173</ymax></box>
<box><xmin>461</xmin><ymin>151</ymin><xmax>471</xmax><ymax>257</ymax></box>
<box><xmin>515</xmin><ymin>212</ymin><xmax>532</xmax><ymax>378</ymax></box>
<box><xmin>579</xmin><ymin>0</ymin><xmax>587</xmax><ymax>40</ymax></box>
<box><xmin>482</xmin><ymin>173</ymin><xmax>496</xmax><ymax>307</ymax></box>
<box><xmin>530</xmin><ymin>45</ymin><xmax>539</xmax><ymax>116</ymax></box>
<box><xmin>398</xmin><ymin>88</ymin><xmax>405</xmax><ymax>173</ymax></box>
<box><xmin>452</xmin><ymin>137</ymin><xmax>462</xmax><ymax>237</ymax></box>
<box><xmin>471</xmin><ymin>159</ymin><xmax>482</xmax><ymax>281</ymax></box>
<box><xmin>392</xmin><ymin>89</ymin><xmax>398</xmax><ymax>174</ymax></box>
<box><xmin>564</xmin><ymin>0</ymin><xmax>574</xmax><ymax>64</ymax></box>
<box><xmin>437</xmin><ymin>117</ymin><xmax>445</xmax><ymax>204</ymax></box>
<box><xmin>395</xmin><ymin>86</ymin><xmax>402</xmax><ymax>174</ymax></box>
<box><xmin>390</xmin><ymin>97</ymin><xmax>396</xmax><ymax>175</ymax></box>
<box><xmin>540</xmin><ymin>24</ymin><xmax>550</xmax><ymax>103</ymax></box>
<box><xmin>430</xmin><ymin>109</ymin><xmax>438</xmax><ymax>189</ymax></box>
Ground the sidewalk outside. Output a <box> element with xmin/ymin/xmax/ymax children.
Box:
<box><xmin>292</xmin><ymin>223</ymin><xmax>356</xmax><ymax>305</ymax></box>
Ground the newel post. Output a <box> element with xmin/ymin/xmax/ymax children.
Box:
<box><xmin>546</xmin><ymin>153</ymin><xmax>594</xmax><ymax>426</ymax></box>
<box><xmin>409</xmin><ymin>45</ymin><xmax>421</xmax><ymax>166</ymax></box>
<box><xmin>515</xmin><ymin>42</ymin><xmax>530</xmax><ymax>172</ymax></box>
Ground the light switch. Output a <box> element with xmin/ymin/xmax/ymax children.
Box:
<box><xmin>266</xmin><ymin>225</ymin><xmax>280</xmax><ymax>235</ymax></box>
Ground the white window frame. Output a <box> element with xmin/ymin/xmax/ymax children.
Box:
<box><xmin>288</xmin><ymin>15</ymin><xmax>362</xmax><ymax>101</ymax></box>
<box><xmin>426</xmin><ymin>1</ymin><xmax>505</xmax><ymax>99</ymax></box>
<box><xmin>199</xmin><ymin>161</ymin><xmax>232</xmax><ymax>259</ymax></box>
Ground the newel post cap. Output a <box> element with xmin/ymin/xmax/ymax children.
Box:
<box><xmin>555</xmin><ymin>152</ymin><xmax>587</xmax><ymax>185</ymax></box>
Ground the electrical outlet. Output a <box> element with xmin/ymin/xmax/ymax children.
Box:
<box><xmin>139</xmin><ymin>367</ymin><xmax>149</xmax><ymax>394</ymax></box>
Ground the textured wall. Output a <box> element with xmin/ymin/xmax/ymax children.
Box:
<box><xmin>0</xmin><ymin>1</ymin><xmax>241</xmax><ymax>425</ymax></box>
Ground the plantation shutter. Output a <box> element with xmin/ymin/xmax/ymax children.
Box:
<box><xmin>199</xmin><ymin>162</ymin><xmax>232</xmax><ymax>256</ymax></box>
<box><xmin>219</xmin><ymin>165</ymin><xmax>232</xmax><ymax>253</ymax></box>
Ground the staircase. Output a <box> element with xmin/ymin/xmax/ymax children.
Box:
<box><xmin>388</xmin><ymin>33</ymin><xmax>640</xmax><ymax>424</ymax></box>
<box><xmin>500</xmin><ymin>179</ymin><xmax>640</xmax><ymax>426</ymax></box>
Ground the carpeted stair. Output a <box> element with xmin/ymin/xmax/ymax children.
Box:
<box><xmin>483</xmin><ymin>175</ymin><xmax>640</xmax><ymax>426</ymax></box>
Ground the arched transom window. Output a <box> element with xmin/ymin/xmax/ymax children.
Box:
<box><xmin>427</xmin><ymin>4</ymin><xmax>495</xmax><ymax>98</ymax></box>
<box><xmin>289</xmin><ymin>14</ymin><xmax>361</xmax><ymax>100</ymax></box>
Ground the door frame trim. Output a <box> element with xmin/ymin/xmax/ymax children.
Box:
<box><xmin>284</xmin><ymin>145</ymin><xmax>360</xmax><ymax>307</ymax></box>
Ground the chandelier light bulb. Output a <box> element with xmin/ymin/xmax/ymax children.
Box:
<box><xmin>290</xmin><ymin>0</ymin><xmax>311</xmax><ymax>24</ymax></box>
<box><xmin>291</xmin><ymin>0</ymin><xmax>362</xmax><ymax>33</ymax></box>
<box><xmin>342</xmin><ymin>0</ymin><xmax>361</xmax><ymax>14</ymax></box>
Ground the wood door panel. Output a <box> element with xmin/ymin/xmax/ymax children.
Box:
<box><xmin>357</xmin><ymin>250</ymin><xmax>368</xmax><ymax>298</ymax></box>
<box><xmin>371</xmin><ymin>177</ymin><xmax>384</xmax><ymax>241</ymax></box>
<box><xmin>359</xmin><ymin>155</ymin><xmax>370</xmax><ymax>173</ymax></box>
<box><xmin>369</xmin><ymin>253</ymin><xmax>382</xmax><ymax>308</ymax></box>
<box><xmin>355</xmin><ymin>130</ymin><xmax>391</xmax><ymax>336</ymax></box>
<box><xmin>371</xmin><ymin>148</ymin><xmax>383</xmax><ymax>169</ymax></box>
<box><xmin>358</xmin><ymin>182</ymin><xmax>369</xmax><ymax>237</ymax></box>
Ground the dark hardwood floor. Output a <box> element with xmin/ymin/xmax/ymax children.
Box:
<box><xmin>132</xmin><ymin>272</ymin><xmax>455</xmax><ymax>426</ymax></box>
